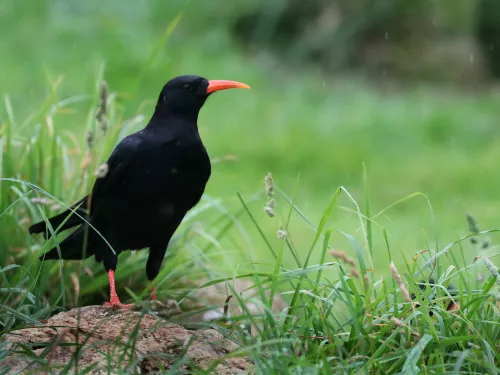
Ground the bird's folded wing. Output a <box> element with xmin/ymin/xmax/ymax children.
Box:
<box><xmin>90</xmin><ymin>134</ymin><xmax>178</xmax><ymax>211</ymax></box>
<box><xmin>90</xmin><ymin>135</ymin><xmax>143</xmax><ymax>210</ymax></box>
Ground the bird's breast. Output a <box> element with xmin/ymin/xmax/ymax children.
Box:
<box><xmin>138</xmin><ymin>141</ymin><xmax>210</xmax><ymax>206</ymax></box>
<box><xmin>97</xmin><ymin>140</ymin><xmax>211</xmax><ymax>223</ymax></box>
<box><xmin>171</xmin><ymin>143</ymin><xmax>211</xmax><ymax>204</ymax></box>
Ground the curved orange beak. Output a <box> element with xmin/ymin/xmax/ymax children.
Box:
<box><xmin>206</xmin><ymin>80</ymin><xmax>250</xmax><ymax>94</ymax></box>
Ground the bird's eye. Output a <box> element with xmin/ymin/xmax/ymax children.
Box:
<box><xmin>183</xmin><ymin>84</ymin><xmax>192</xmax><ymax>92</ymax></box>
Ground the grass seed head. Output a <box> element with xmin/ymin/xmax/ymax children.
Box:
<box><xmin>329</xmin><ymin>249</ymin><xmax>356</xmax><ymax>267</ymax></box>
<box><xmin>277</xmin><ymin>228</ymin><xmax>288</xmax><ymax>240</ymax></box>
<box><xmin>349</xmin><ymin>268</ymin><xmax>360</xmax><ymax>278</ymax></box>
<box><xmin>96</xmin><ymin>81</ymin><xmax>109</xmax><ymax>135</ymax></box>
<box><xmin>31</xmin><ymin>197</ymin><xmax>52</xmax><ymax>206</ymax></box>
<box><xmin>94</xmin><ymin>162</ymin><xmax>109</xmax><ymax>178</ymax></box>
<box><xmin>390</xmin><ymin>316</ymin><xmax>405</xmax><ymax>327</ymax></box>
<box><xmin>264</xmin><ymin>173</ymin><xmax>276</xmax><ymax>217</ymax></box>
<box><xmin>264</xmin><ymin>206</ymin><xmax>276</xmax><ymax>217</ymax></box>
<box><xmin>96</xmin><ymin>81</ymin><xmax>108</xmax><ymax>119</ymax></box>
<box><xmin>86</xmin><ymin>130</ymin><xmax>94</xmax><ymax>150</ymax></box>
<box><xmin>98</xmin><ymin>118</ymin><xmax>108</xmax><ymax>135</ymax></box>
<box><xmin>80</xmin><ymin>151</ymin><xmax>92</xmax><ymax>170</ymax></box>
<box><xmin>466</xmin><ymin>213</ymin><xmax>480</xmax><ymax>234</ymax></box>
<box><xmin>50</xmin><ymin>204</ymin><xmax>61</xmax><ymax>211</ymax></box>
<box><xmin>390</xmin><ymin>262</ymin><xmax>411</xmax><ymax>303</ymax></box>
<box><xmin>483</xmin><ymin>256</ymin><xmax>500</xmax><ymax>287</ymax></box>
<box><xmin>264</xmin><ymin>198</ymin><xmax>276</xmax><ymax>217</ymax></box>
<box><xmin>264</xmin><ymin>172</ymin><xmax>274</xmax><ymax>197</ymax></box>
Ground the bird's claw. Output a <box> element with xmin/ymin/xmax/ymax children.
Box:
<box><xmin>104</xmin><ymin>301</ymin><xmax>133</xmax><ymax>309</ymax></box>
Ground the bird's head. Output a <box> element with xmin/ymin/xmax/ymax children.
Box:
<box><xmin>155</xmin><ymin>75</ymin><xmax>250</xmax><ymax>117</ymax></box>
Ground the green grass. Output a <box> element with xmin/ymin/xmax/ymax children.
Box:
<box><xmin>0</xmin><ymin>82</ymin><xmax>499</xmax><ymax>372</ymax></box>
<box><xmin>2</xmin><ymin>0</ymin><xmax>500</xmax><ymax>267</ymax></box>
<box><xmin>1</xmin><ymin>154</ymin><xmax>500</xmax><ymax>372</ymax></box>
<box><xmin>1</xmin><ymin>0</ymin><xmax>500</xmax><ymax>373</ymax></box>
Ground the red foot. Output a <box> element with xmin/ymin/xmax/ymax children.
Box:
<box><xmin>104</xmin><ymin>301</ymin><xmax>133</xmax><ymax>309</ymax></box>
<box><xmin>105</xmin><ymin>270</ymin><xmax>132</xmax><ymax>308</ymax></box>
<box><xmin>448</xmin><ymin>302</ymin><xmax>460</xmax><ymax>311</ymax></box>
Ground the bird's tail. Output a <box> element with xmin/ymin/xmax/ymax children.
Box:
<box><xmin>29</xmin><ymin>196</ymin><xmax>89</xmax><ymax>238</ymax></box>
<box><xmin>39</xmin><ymin>226</ymin><xmax>96</xmax><ymax>260</ymax></box>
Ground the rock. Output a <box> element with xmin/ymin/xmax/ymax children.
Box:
<box><xmin>1</xmin><ymin>305</ymin><xmax>251</xmax><ymax>374</ymax></box>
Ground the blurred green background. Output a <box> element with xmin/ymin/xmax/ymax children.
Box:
<box><xmin>1</xmin><ymin>0</ymin><xmax>500</xmax><ymax>302</ymax></box>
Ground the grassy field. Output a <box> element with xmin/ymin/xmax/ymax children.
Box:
<box><xmin>1</xmin><ymin>1</ymin><xmax>500</xmax><ymax>373</ymax></box>
<box><xmin>1</xmin><ymin>1</ymin><xmax>500</xmax><ymax>269</ymax></box>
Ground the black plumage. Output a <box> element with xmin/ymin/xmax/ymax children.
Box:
<box><xmin>30</xmin><ymin>75</ymin><xmax>249</xmax><ymax>307</ymax></box>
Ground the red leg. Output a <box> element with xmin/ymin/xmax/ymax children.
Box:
<box><xmin>104</xmin><ymin>270</ymin><xmax>132</xmax><ymax>309</ymax></box>
<box><xmin>447</xmin><ymin>301</ymin><xmax>460</xmax><ymax>311</ymax></box>
<box><xmin>151</xmin><ymin>286</ymin><xmax>157</xmax><ymax>301</ymax></box>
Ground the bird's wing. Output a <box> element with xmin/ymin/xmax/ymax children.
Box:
<box><xmin>89</xmin><ymin>133</ymin><xmax>179</xmax><ymax>212</ymax></box>
<box><xmin>29</xmin><ymin>195</ymin><xmax>89</xmax><ymax>237</ymax></box>
<box><xmin>89</xmin><ymin>135</ymin><xmax>143</xmax><ymax>212</ymax></box>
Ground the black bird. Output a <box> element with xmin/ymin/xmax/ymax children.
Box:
<box><xmin>30</xmin><ymin>75</ymin><xmax>250</xmax><ymax>308</ymax></box>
